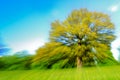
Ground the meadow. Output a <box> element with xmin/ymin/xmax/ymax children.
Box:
<box><xmin>0</xmin><ymin>65</ymin><xmax>120</xmax><ymax>80</ymax></box>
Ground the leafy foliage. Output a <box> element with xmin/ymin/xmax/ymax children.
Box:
<box><xmin>33</xmin><ymin>9</ymin><xmax>116</xmax><ymax>68</ymax></box>
<box><xmin>0</xmin><ymin>53</ymin><xmax>33</xmax><ymax>70</ymax></box>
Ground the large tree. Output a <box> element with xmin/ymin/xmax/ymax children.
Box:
<box><xmin>35</xmin><ymin>9</ymin><xmax>115</xmax><ymax>68</ymax></box>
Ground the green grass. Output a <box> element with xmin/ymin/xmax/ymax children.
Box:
<box><xmin>0</xmin><ymin>65</ymin><xmax>120</xmax><ymax>80</ymax></box>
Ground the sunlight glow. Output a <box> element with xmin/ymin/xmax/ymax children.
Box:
<box><xmin>10</xmin><ymin>39</ymin><xmax>46</xmax><ymax>54</ymax></box>
<box><xmin>109</xmin><ymin>5</ymin><xmax>119</xmax><ymax>12</ymax></box>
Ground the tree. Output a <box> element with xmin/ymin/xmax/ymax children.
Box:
<box><xmin>35</xmin><ymin>9</ymin><xmax>115</xmax><ymax>68</ymax></box>
<box><xmin>0</xmin><ymin>53</ymin><xmax>32</xmax><ymax>70</ymax></box>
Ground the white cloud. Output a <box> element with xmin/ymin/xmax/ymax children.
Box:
<box><xmin>1</xmin><ymin>14</ymin><xmax>49</xmax><ymax>55</ymax></box>
<box><xmin>111</xmin><ymin>37</ymin><xmax>120</xmax><ymax>60</ymax></box>
<box><xmin>10</xmin><ymin>39</ymin><xmax>46</xmax><ymax>54</ymax></box>
<box><xmin>109</xmin><ymin>5</ymin><xmax>119</xmax><ymax>12</ymax></box>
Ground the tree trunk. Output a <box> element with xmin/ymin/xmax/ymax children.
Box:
<box><xmin>76</xmin><ymin>56</ymin><xmax>82</xmax><ymax>68</ymax></box>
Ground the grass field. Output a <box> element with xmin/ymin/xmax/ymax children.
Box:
<box><xmin>0</xmin><ymin>65</ymin><xmax>120</xmax><ymax>80</ymax></box>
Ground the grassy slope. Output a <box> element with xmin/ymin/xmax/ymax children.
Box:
<box><xmin>0</xmin><ymin>65</ymin><xmax>120</xmax><ymax>80</ymax></box>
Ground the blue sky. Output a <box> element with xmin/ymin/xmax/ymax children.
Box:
<box><xmin>0</xmin><ymin>0</ymin><xmax>120</xmax><ymax>59</ymax></box>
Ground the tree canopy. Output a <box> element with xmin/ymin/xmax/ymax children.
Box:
<box><xmin>33</xmin><ymin>9</ymin><xmax>116</xmax><ymax>68</ymax></box>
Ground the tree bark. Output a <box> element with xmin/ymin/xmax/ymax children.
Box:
<box><xmin>76</xmin><ymin>56</ymin><xmax>82</xmax><ymax>68</ymax></box>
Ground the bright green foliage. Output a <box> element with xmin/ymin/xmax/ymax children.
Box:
<box><xmin>0</xmin><ymin>54</ymin><xmax>32</xmax><ymax>70</ymax></box>
<box><xmin>97</xmin><ymin>50</ymin><xmax>118</xmax><ymax>66</ymax></box>
<box><xmin>34</xmin><ymin>9</ymin><xmax>116</xmax><ymax>68</ymax></box>
<box><xmin>32</xmin><ymin>42</ymin><xmax>73</xmax><ymax>69</ymax></box>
